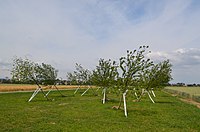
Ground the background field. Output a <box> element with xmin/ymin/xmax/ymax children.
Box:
<box><xmin>164</xmin><ymin>87</ymin><xmax>200</xmax><ymax>103</ymax></box>
<box><xmin>0</xmin><ymin>84</ymin><xmax>89</xmax><ymax>92</ymax></box>
<box><xmin>165</xmin><ymin>87</ymin><xmax>200</xmax><ymax>96</ymax></box>
<box><xmin>0</xmin><ymin>88</ymin><xmax>200</xmax><ymax>131</ymax></box>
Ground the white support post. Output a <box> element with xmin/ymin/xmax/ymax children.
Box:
<box><xmin>96</xmin><ymin>87</ymin><xmax>100</xmax><ymax>91</ymax></box>
<box><xmin>102</xmin><ymin>88</ymin><xmax>106</xmax><ymax>104</ymax></box>
<box><xmin>123</xmin><ymin>90</ymin><xmax>128</xmax><ymax>117</ymax></box>
<box><xmin>147</xmin><ymin>91</ymin><xmax>155</xmax><ymax>103</ymax></box>
<box><xmin>134</xmin><ymin>92</ymin><xmax>138</xmax><ymax>99</ymax></box>
<box><xmin>74</xmin><ymin>86</ymin><xmax>80</xmax><ymax>94</ymax></box>
<box><xmin>46</xmin><ymin>88</ymin><xmax>53</xmax><ymax>97</ymax></box>
<box><xmin>28</xmin><ymin>87</ymin><xmax>41</xmax><ymax>102</ymax></box>
<box><xmin>151</xmin><ymin>90</ymin><xmax>156</xmax><ymax>97</ymax></box>
<box><xmin>81</xmin><ymin>87</ymin><xmax>90</xmax><ymax>96</ymax></box>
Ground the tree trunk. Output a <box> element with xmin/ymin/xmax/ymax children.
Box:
<box><xmin>54</xmin><ymin>84</ymin><xmax>66</xmax><ymax>97</ymax></box>
<box><xmin>118</xmin><ymin>94</ymin><xmax>123</xmax><ymax>109</ymax></box>
<box><xmin>136</xmin><ymin>89</ymin><xmax>145</xmax><ymax>102</ymax></box>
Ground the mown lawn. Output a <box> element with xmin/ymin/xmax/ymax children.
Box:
<box><xmin>0</xmin><ymin>89</ymin><xmax>200</xmax><ymax>132</ymax></box>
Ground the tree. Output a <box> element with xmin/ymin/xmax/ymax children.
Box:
<box><xmin>140</xmin><ymin>59</ymin><xmax>172</xmax><ymax>90</ymax></box>
<box><xmin>11</xmin><ymin>57</ymin><xmax>39</xmax><ymax>84</ymax></box>
<box><xmin>117</xmin><ymin>46</ymin><xmax>152</xmax><ymax>101</ymax></box>
<box><xmin>92</xmin><ymin>58</ymin><xmax>118</xmax><ymax>103</ymax></box>
<box><xmin>66</xmin><ymin>63</ymin><xmax>92</xmax><ymax>85</ymax></box>
<box><xmin>67</xmin><ymin>63</ymin><xmax>94</xmax><ymax>95</ymax></box>
<box><xmin>135</xmin><ymin>59</ymin><xmax>172</xmax><ymax>103</ymax></box>
<box><xmin>66</xmin><ymin>72</ymin><xmax>78</xmax><ymax>85</ymax></box>
<box><xmin>35</xmin><ymin>63</ymin><xmax>66</xmax><ymax>97</ymax></box>
<box><xmin>11</xmin><ymin>57</ymin><xmax>64</xmax><ymax>101</ymax></box>
<box><xmin>116</xmin><ymin>46</ymin><xmax>153</xmax><ymax>117</ymax></box>
<box><xmin>74</xmin><ymin>63</ymin><xmax>92</xmax><ymax>85</ymax></box>
<box><xmin>35</xmin><ymin>63</ymin><xmax>58</xmax><ymax>85</ymax></box>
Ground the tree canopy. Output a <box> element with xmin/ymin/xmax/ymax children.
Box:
<box><xmin>66</xmin><ymin>63</ymin><xmax>92</xmax><ymax>85</ymax></box>
<box><xmin>11</xmin><ymin>57</ymin><xmax>58</xmax><ymax>85</ymax></box>
<box><xmin>92</xmin><ymin>58</ymin><xmax>118</xmax><ymax>88</ymax></box>
<box><xmin>117</xmin><ymin>46</ymin><xmax>153</xmax><ymax>92</ymax></box>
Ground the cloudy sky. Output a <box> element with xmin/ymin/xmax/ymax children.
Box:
<box><xmin>0</xmin><ymin>0</ymin><xmax>200</xmax><ymax>84</ymax></box>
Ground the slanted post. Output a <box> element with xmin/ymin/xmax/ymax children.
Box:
<box><xmin>123</xmin><ymin>89</ymin><xmax>128</xmax><ymax>117</ymax></box>
<box><xmin>147</xmin><ymin>90</ymin><xmax>155</xmax><ymax>103</ymax></box>
<box><xmin>45</xmin><ymin>86</ymin><xmax>53</xmax><ymax>96</ymax></box>
<box><xmin>81</xmin><ymin>86</ymin><xmax>90</xmax><ymax>96</ymax></box>
<box><xmin>28</xmin><ymin>87</ymin><xmax>41</xmax><ymax>102</ymax></box>
<box><xmin>74</xmin><ymin>85</ymin><xmax>80</xmax><ymax>94</ymax></box>
<box><xmin>151</xmin><ymin>88</ymin><xmax>156</xmax><ymax>97</ymax></box>
<box><xmin>28</xmin><ymin>85</ymin><xmax>51</xmax><ymax>102</ymax></box>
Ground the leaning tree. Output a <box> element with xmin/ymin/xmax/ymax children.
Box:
<box><xmin>11</xmin><ymin>57</ymin><xmax>64</xmax><ymax>102</ymax></box>
<box><xmin>92</xmin><ymin>58</ymin><xmax>118</xmax><ymax>104</ymax></box>
<box><xmin>74</xmin><ymin>63</ymin><xmax>93</xmax><ymax>96</ymax></box>
<box><xmin>67</xmin><ymin>63</ymin><xmax>93</xmax><ymax>95</ymax></box>
<box><xmin>116</xmin><ymin>46</ymin><xmax>153</xmax><ymax>117</ymax></box>
<box><xmin>35</xmin><ymin>63</ymin><xmax>66</xmax><ymax>97</ymax></box>
<box><xmin>11</xmin><ymin>57</ymin><xmax>36</xmax><ymax>84</ymax></box>
<box><xmin>66</xmin><ymin>72</ymin><xmax>78</xmax><ymax>85</ymax></box>
<box><xmin>135</xmin><ymin>59</ymin><xmax>172</xmax><ymax>103</ymax></box>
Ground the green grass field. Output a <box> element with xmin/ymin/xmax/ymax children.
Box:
<box><xmin>0</xmin><ymin>89</ymin><xmax>200</xmax><ymax>131</ymax></box>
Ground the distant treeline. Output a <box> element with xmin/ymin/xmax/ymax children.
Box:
<box><xmin>0</xmin><ymin>78</ymin><xmax>68</xmax><ymax>85</ymax></box>
<box><xmin>170</xmin><ymin>83</ymin><xmax>200</xmax><ymax>87</ymax></box>
<box><xmin>1</xmin><ymin>78</ymin><xmax>200</xmax><ymax>87</ymax></box>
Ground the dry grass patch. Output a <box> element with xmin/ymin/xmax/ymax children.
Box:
<box><xmin>0</xmin><ymin>84</ymin><xmax>95</xmax><ymax>92</ymax></box>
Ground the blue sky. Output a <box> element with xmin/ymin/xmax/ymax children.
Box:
<box><xmin>0</xmin><ymin>0</ymin><xmax>200</xmax><ymax>83</ymax></box>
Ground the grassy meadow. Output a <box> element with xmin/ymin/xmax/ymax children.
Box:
<box><xmin>0</xmin><ymin>88</ymin><xmax>200</xmax><ymax>131</ymax></box>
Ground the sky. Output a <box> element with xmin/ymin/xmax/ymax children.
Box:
<box><xmin>0</xmin><ymin>0</ymin><xmax>200</xmax><ymax>84</ymax></box>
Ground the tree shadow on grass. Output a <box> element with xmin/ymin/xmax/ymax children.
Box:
<box><xmin>126</xmin><ymin>108</ymin><xmax>158</xmax><ymax>116</ymax></box>
<box><xmin>27</xmin><ymin>94</ymin><xmax>76</xmax><ymax>102</ymax></box>
<box><xmin>106</xmin><ymin>98</ymin><xmax>119</xmax><ymax>103</ymax></box>
<box><xmin>155</xmin><ymin>101</ymin><xmax>174</xmax><ymax>104</ymax></box>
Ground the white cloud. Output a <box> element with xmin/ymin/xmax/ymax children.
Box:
<box><xmin>149</xmin><ymin>48</ymin><xmax>200</xmax><ymax>83</ymax></box>
<box><xmin>149</xmin><ymin>48</ymin><xmax>200</xmax><ymax>67</ymax></box>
